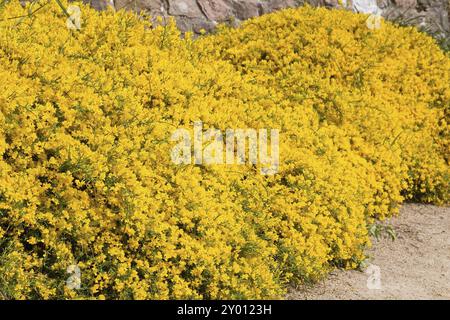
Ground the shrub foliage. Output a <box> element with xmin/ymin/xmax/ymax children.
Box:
<box><xmin>0</xmin><ymin>2</ymin><xmax>448</xmax><ymax>299</ymax></box>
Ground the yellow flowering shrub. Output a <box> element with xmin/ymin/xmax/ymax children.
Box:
<box><xmin>0</xmin><ymin>2</ymin><xmax>448</xmax><ymax>299</ymax></box>
<box><xmin>198</xmin><ymin>6</ymin><xmax>450</xmax><ymax>208</ymax></box>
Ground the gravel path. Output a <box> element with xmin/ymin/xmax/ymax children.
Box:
<box><xmin>287</xmin><ymin>203</ymin><xmax>450</xmax><ymax>300</ymax></box>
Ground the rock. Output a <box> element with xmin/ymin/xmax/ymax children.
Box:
<box><xmin>115</xmin><ymin>0</ymin><xmax>164</xmax><ymax>13</ymax></box>
<box><xmin>324</xmin><ymin>0</ymin><xmax>339</xmax><ymax>8</ymax></box>
<box><xmin>260</xmin><ymin>0</ymin><xmax>299</xmax><ymax>12</ymax></box>
<box><xmin>168</xmin><ymin>0</ymin><xmax>203</xmax><ymax>18</ymax></box>
<box><xmin>352</xmin><ymin>0</ymin><xmax>381</xmax><ymax>14</ymax></box>
<box><xmin>80</xmin><ymin>0</ymin><xmax>449</xmax><ymax>40</ymax></box>
<box><xmin>197</xmin><ymin>0</ymin><xmax>234</xmax><ymax>21</ymax></box>
<box><xmin>83</xmin><ymin>0</ymin><xmax>111</xmax><ymax>10</ymax></box>
<box><xmin>229</xmin><ymin>0</ymin><xmax>261</xmax><ymax>20</ymax></box>
<box><xmin>175</xmin><ymin>16</ymin><xmax>217</xmax><ymax>33</ymax></box>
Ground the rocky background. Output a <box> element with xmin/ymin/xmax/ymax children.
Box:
<box><xmin>84</xmin><ymin>0</ymin><xmax>449</xmax><ymax>46</ymax></box>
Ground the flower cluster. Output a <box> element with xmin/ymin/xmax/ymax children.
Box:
<box><xmin>0</xmin><ymin>2</ymin><xmax>448</xmax><ymax>299</ymax></box>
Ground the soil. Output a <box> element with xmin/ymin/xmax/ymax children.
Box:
<box><xmin>287</xmin><ymin>203</ymin><xmax>450</xmax><ymax>300</ymax></box>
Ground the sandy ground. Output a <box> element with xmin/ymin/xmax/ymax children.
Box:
<box><xmin>287</xmin><ymin>203</ymin><xmax>450</xmax><ymax>300</ymax></box>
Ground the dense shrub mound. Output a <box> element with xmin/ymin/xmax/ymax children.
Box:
<box><xmin>0</xmin><ymin>2</ymin><xmax>448</xmax><ymax>299</ymax></box>
<box><xmin>199</xmin><ymin>6</ymin><xmax>450</xmax><ymax>208</ymax></box>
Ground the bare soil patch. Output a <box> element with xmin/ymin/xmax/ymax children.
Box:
<box><xmin>287</xmin><ymin>203</ymin><xmax>450</xmax><ymax>300</ymax></box>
